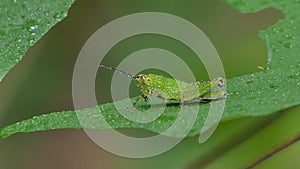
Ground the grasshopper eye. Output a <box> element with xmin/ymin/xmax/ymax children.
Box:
<box><xmin>216</xmin><ymin>77</ymin><xmax>225</xmax><ymax>87</ymax></box>
<box><xmin>139</xmin><ymin>74</ymin><xmax>148</xmax><ymax>84</ymax></box>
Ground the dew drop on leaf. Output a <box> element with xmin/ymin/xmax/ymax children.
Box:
<box><xmin>284</xmin><ymin>43</ymin><xmax>293</xmax><ymax>48</ymax></box>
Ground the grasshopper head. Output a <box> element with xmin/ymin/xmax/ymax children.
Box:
<box><xmin>135</xmin><ymin>74</ymin><xmax>152</xmax><ymax>97</ymax></box>
<box><xmin>135</xmin><ymin>74</ymin><xmax>151</xmax><ymax>87</ymax></box>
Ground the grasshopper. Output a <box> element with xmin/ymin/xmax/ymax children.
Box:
<box><xmin>99</xmin><ymin>65</ymin><xmax>226</xmax><ymax>105</ymax></box>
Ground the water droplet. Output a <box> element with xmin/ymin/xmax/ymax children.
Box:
<box><xmin>53</xmin><ymin>13</ymin><xmax>62</xmax><ymax>21</ymax></box>
<box><xmin>272</xmin><ymin>28</ymin><xmax>279</xmax><ymax>34</ymax></box>
<box><xmin>29</xmin><ymin>40</ymin><xmax>34</xmax><ymax>45</ymax></box>
<box><xmin>272</xmin><ymin>48</ymin><xmax>279</xmax><ymax>52</ymax></box>
<box><xmin>284</xmin><ymin>43</ymin><xmax>293</xmax><ymax>48</ymax></box>
<box><xmin>29</xmin><ymin>25</ymin><xmax>37</xmax><ymax>31</ymax></box>
<box><xmin>285</xmin><ymin>34</ymin><xmax>290</xmax><ymax>38</ymax></box>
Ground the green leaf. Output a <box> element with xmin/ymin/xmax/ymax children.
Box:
<box><xmin>225</xmin><ymin>0</ymin><xmax>300</xmax><ymax>69</ymax></box>
<box><xmin>0</xmin><ymin>0</ymin><xmax>75</xmax><ymax>81</ymax></box>
<box><xmin>1</xmin><ymin>67</ymin><xmax>299</xmax><ymax>138</ymax></box>
<box><xmin>1</xmin><ymin>0</ymin><xmax>300</xmax><ymax>138</ymax></box>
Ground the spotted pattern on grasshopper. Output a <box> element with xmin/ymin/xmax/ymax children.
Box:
<box><xmin>99</xmin><ymin>65</ymin><xmax>226</xmax><ymax>105</ymax></box>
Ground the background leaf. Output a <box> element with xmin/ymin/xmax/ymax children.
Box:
<box><xmin>225</xmin><ymin>0</ymin><xmax>300</xmax><ymax>69</ymax></box>
<box><xmin>0</xmin><ymin>0</ymin><xmax>75</xmax><ymax>81</ymax></box>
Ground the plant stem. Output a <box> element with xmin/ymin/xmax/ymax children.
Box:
<box><xmin>186</xmin><ymin>114</ymin><xmax>280</xmax><ymax>169</ymax></box>
<box><xmin>244</xmin><ymin>132</ymin><xmax>300</xmax><ymax>169</ymax></box>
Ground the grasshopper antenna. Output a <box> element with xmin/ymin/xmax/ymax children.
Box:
<box><xmin>99</xmin><ymin>65</ymin><xmax>138</xmax><ymax>79</ymax></box>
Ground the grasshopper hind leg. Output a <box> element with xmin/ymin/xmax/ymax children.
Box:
<box><xmin>192</xmin><ymin>91</ymin><xmax>227</xmax><ymax>103</ymax></box>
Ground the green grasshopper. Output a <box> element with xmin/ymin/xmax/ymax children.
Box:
<box><xmin>99</xmin><ymin>65</ymin><xmax>226</xmax><ymax>105</ymax></box>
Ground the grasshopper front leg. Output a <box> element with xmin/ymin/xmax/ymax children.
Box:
<box><xmin>133</xmin><ymin>95</ymin><xmax>149</xmax><ymax>107</ymax></box>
